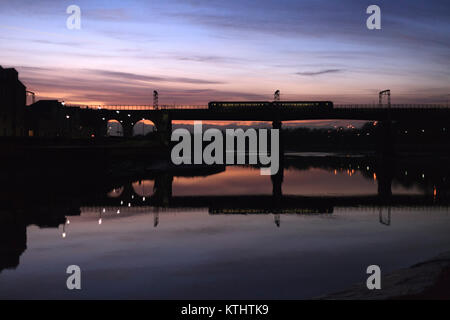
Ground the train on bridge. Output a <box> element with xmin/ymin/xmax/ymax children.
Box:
<box><xmin>208</xmin><ymin>101</ymin><xmax>334</xmax><ymax>110</ymax></box>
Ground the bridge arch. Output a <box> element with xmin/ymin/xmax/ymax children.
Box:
<box><xmin>107</xmin><ymin>187</ymin><xmax>124</xmax><ymax>198</ymax></box>
<box><xmin>132</xmin><ymin>119</ymin><xmax>156</xmax><ymax>136</ymax></box>
<box><xmin>132</xmin><ymin>180</ymin><xmax>155</xmax><ymax>197</ymax></box>
<box><xmin>107</xmin><ymin>119</ymin><xmax>124</xmax><ymax>137</ymax></box>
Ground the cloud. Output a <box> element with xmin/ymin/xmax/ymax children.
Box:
<box><xmin>86</xmin><ymin>69</ymin><xmax>225</xmax><ymax>85</ymax></box>
<box><xmin>84</xmin><ymin>8</ymin><xmax>130</xmax><ymax>21</ymax></box>
<box><xmin>16</xmin><ymin>66</ymin><xmax>265</xmax><ymax>104</ymax></box>
<box><xmin>295</xmin><ymin>69</ymin><xmax>343</xmax><ymax>76</ymax></box>
<box><xmin>31</xmin><ymin>39</ymin><xmax>87</xmax><ymax>47</ymax></box>
<box><xmin>171</xmin><ymin>55</ymin><xmax>244</xmax><ymax>65</ymax></box>
<box><xmin>168</xmin><ymin>0</ymin><xmax>450</xmax><ymax>55</ymax></box>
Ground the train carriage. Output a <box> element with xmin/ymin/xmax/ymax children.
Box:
<box><xmin>208</xmin><ymin>101</ymin><xmax>333</xmax><ymax>110</ymax></box>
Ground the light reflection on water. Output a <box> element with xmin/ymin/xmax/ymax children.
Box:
<box><xmin>172</xmin><ymin>166</ymin><xmax>423</xmax><ymax>196</ymax></box>
<box><xmin>0</xmin><ymin>159</ymin><xmax>449</xmax><ymax>299</ymax></box>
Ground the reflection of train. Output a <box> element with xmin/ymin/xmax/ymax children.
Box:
<box><xmin>208</xmin><ymin>101</ymin><xmax>333</xmax><ymax>110</ymax></box>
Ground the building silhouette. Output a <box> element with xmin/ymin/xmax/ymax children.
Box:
<box><xmin>27</xmin><ymin>100</ymin><xmax>83</xmax><ymax>138</ymax></box>
<box><xmin>0</xmin><ymin>66</ymin><xmax>26</xmax><ymax>137</ymax></box>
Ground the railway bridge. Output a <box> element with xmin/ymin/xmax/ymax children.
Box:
<box><xmin>65</xmin><ymin>103</ymin><xmax>450</xmax><ymax>140</ymax></box>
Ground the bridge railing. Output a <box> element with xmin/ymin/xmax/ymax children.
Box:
<box><xmin>65</xmin><ymin>104</ymin><xmax>208</xmax><ymax>110</ymax></box>
<box><xmin>335</xmin><ymin>104</ymin><xmax>449</xmax><ymax>109</ymax></box>
<box><xmin>64</xmin><ymin>103</ymin><xmax>449</xmax><ymax>110</ymax></box>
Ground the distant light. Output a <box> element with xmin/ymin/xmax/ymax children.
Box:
<box><xmin>120</xmin><ymin>201</ymin><xmax>124</xmax><ymax>205</ymax></box>
<box><xmin>128</xmin><ymin>203</ymin><xmax>131</xmax><ymax>207</ymax></box>
<box><xmin>422</xmin><ymin>129</ymin><xmax>425</xmax><ymax>133</ymax></box>
<box><xmin>366</xmin><ymin>133</ymin><xmax>370</xmax><ymax>136</ymax></box>
<box><xmin>102</xmin><ymin>208</ymin><xmax>106</xmax><ymax>213</ymax></box>
<box><xmin>366</xmin><ymin>166</ymin><xmax>370</xmax><ymax>171</ymax></box>
<box><xmin>61</xmin><ymin>101</ymin><xmax>65</xmax><ymax>106</ymax></box>
<box><xmin>131</xmin><ymin>195</ymin><xmax>134</xmax><ymax>199</ymax></box>
<box><xmin>142</xmin><ymin>197</ymin><xmax>146</xmax><ymax>201</ymax></box>
<box><xmin>404</xmin><ymin>130</ymin><xmax>408</xmax><ymax>134</ymax></box>
<box><xmin>66</xmin><ymin>115</ymin><xmax>70</xmax><ymax>119</ymax></box>
<box><xmin>98</xmin><ymin>218</ymin><xmax>102</xmax><ymax>225</ymax></box>
<box><xmin>405</xmin><ymin>171</ymin><xmax>408</xmax><ymax>176</ymax></box>
<box><xmin>62</xmin><ymin>232</ymin><xmax>66</xmax><ymax>238</ymax></box>
<box><xmin>128</xmin><ymin>114</ymin><xmax>131</xmax><ymax>117</ymax></box>
<box><xmin>116</xmin><ymin>110</ymin><xmax>120</xmax><ymax>114</ymax></box>
<box><xmin>102</xmin><ymin>117</ymin><xmax>106</xmax><ymax>121</ymax></box>
<box><xmin>422</xmin><ymin>174</ymin><xmax>425</xmax><ymax>178</ymax></box>
<box><xmin>67</xmin><ymin>219</ymin><xmax>70</xmax><ymax>225</ymax></box>
<box><xmin>117</xmin><ymin>209</ymin><xmax>120</xmax><ymax>214</ymax></box>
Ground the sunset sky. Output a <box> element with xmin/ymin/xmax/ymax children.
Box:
<box><xmin>0</xmin><ymin>0</ymin><xmax>449</xmax><ymax>106</ymax></box>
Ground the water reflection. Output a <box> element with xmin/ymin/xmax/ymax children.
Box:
<box><xmin>1</xmin><ymin>154</ymin><xmax>450</xmax><ymax>298</ymax></box>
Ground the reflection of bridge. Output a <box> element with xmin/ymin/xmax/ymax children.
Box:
<box><xmin>85</xmin><ymin>187</ymin><xmax>449</xmax><ymax>213</ymax></box>
<box><xmin>73</xmin><ymin>153</ymin><xmax>450</xmax><ymax>228</ymax></box>
<box><xmin>79</xmin><ymin>191</ymin><xmax>449</xmax><ymax>229</ymax></box>
<box><xmin>82</xmin><ymin>165</ymin><xmax>448</xmax><ymax>214</ymax></box>
<box><xmin>80</xmin><ymin>194</ymin><xmax>448</xmax><ymax>228</ymax></box>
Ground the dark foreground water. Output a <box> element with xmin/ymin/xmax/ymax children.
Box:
<box><xmin>1</xmin><ymin>154</ymin><xmax>449</xmax><ymax>299</ymax></box>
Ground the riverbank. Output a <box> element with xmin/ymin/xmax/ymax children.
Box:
<box><xmin>321</xmin><ymin>252</ymin><xmax>450</xmax><ymax>300</ymax></box>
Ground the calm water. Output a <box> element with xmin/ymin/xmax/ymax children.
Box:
<box><xmin>1</xmin><ymin>154</ymin><xmax>450</xmax><ymax>299</ymax></box>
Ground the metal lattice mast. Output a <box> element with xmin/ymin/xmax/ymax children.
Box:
<box><xmin>379</xmin><ymin>89</ymin><xmax>391</xmax><ymax>109</ymax></box>
<box><xmin>153</xmin><ymin>90</ymin><xmax>159</xmax><ymax>109</ymax></box>
<box><xmin>274</xmin><ymin>90</ymin><xmax>280</xmax><ymax>102</ymax></box>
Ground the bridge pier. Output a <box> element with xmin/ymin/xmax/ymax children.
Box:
<box><xmin>272</xmin><ymin>120</ymin><xmax>282</xmax><ymax>130</ymax></box>
<box><xmin>153</xmin><ymin>112</ymin><xmax>172</xmax><ymax>147</ymax></box>
<box><xmin>271</xmin><ymin>159</ymin><xmax>284</xmax><ymax>227</ymax></box>
<box><xmin>272</xmin><ymin>118</ymin><xmax>284</xmax><ymax>155</ymax></box>
<box><xmin>271</xmin><ymin>159</ymin><xmax>284</xmax><ymax>199</ymax></box>
<box><xmin>377</xmin><ymin>120</ymin><xmax>395</xmax><ymax>156</ymax></box>
<box><xmin>377</xmin><ymin>175</ymin><xmax>392</xmax><ymax>199</ymax></box>
<box><xmin>120</xmin><ymin>183</ymin><xmax>136</xmax><ymax>202</ymax></box>
<box><xmin>376</xmin><ymin>157</ymin><xmax>394</xmax><ymax>199</ymax></box>
<box><xmin>153</xmin><ymin>173</ymin><xmax>173</xmax><ymax>207</ymax></box>
<box><xmin>122</xmin><ymin>122</ymin><xmax>134</xmax><ymax>138</ymax></box>
<box><xmin>96</xmin><ymin>121</ymin><xmax>108</xmax><ymax>138</ymax></box>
